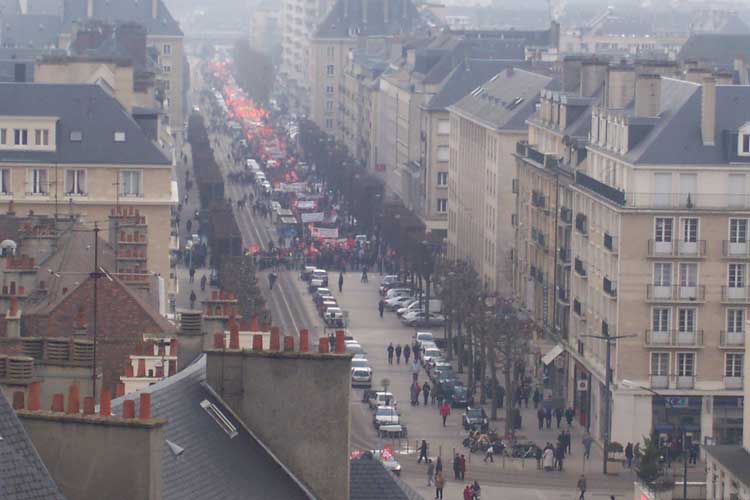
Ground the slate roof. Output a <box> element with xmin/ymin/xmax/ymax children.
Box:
<box><xmin>622</xmin><ymin>78</ymin><xmax>750</xmax><ymax>165</ymax></box>
<box><xmin>1</xmin><ymin>14</ymin><xmax>62</xmax><ymax>48</ymax></box>
<box><xmin>424</xmin><ymin>58</ymin><xmax>521</xmax><ymax>111</ymax></box>
<box><xmin>678</xmin><ymin>33</ymin><xmax>750</xmax><ymax>70</ymax></box>
<box><xmin>0</xmin><ymin>83</ymin><xmax>170</xmax><ymax>165</ymax></box>
<box><xmin>705</xmin><ymin>445</ymin><xmax>750</xmax><ymax>485</ymax></box>
<box><xmin>0</xmin><ymin>391</ymin><xmax>66</xmax><ymax>500</ymax></box>
<box><xmin>27</xmin><ymin>0</ymin><xmax>63</xmax><ymax>16</ymax></box>
<box><xmin>111</xmin><ymin>355</ymin><xmax>311</xmax><ymax>500</ymax></box>
<box><xmin>350</xmin><ymin>453</ymin><xmax>413</xmax><ymax>500</ymax></box>
<box><xmin>315</xmin><ymin>0</ymin><xmax>420</xmax><ymax>39</ymax></box>
<box><xmin>449</xmin><ymin>67</ymin><xmax>557</xmax><ymax>131</ymax></box>
<box><xmin>62</xmin><ymin>0</ymin><xmax>182</xmax><ymax>37</ymax></box>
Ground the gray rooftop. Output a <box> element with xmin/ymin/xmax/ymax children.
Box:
<box><xmin>62</xmin><ymin>0</ymin><xmax>182</xmax><ymax>37</ymax></box>
<box><xmin>450</xmin><ymin>67</ymin><xmax>557</xmax><ymax>131</ymax></box>
<box><xmin>0</xmin><ymin>391</ymin><xmax>66</xmax><ymax>500</ymax></box>
<box><xmin>425</xmin><ymin>58</ymin><xmax>522</xmax><ymax>111</ymax></box>
<box><xmin>705</xmin><ymin>445</ymin><xmax>750</xmax><ymax>485</ymax></box>
<box><xmin>315</xmin><ymin>0</ymin><xmax>420</xmax><ymax>39</ymax></box>
<box><xmin>350</xmin><ymin>453</ymin><xmax>416</xmax><ymax>500</ymax></box>
<box><xmin>623</xmin><ymin>78</ymin><xmax>750</xmax><ymax>165</ymax></box>
<box><xmin>678</xmin><ymin>33</ymin><xmax>750</xmax><ymax>70</ymax></box>
<box><xmin>0</xmin><ymin>83</ymin><xmax>170</xmax><ymax>165</ymax></box>
<box><xmin>111</xmin><ymin>355</ymin><xmax>310</xmax><ymax>500</ymax></box>
<box><xmin>1</xmin><ymin>14</ymin><xmax>62</xmax><ymax>48</ymax></box>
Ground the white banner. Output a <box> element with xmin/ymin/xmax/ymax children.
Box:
<box><xmin>312</xmin><ymin>227</ymin><xmax>339</xmax><ymax>239</ymax></box>
<box><xmin>296</xmin><ymin>200</ymin><xmax>316</xmax><ymax>209</ymax></box>
<box><xmin>280</xmin><ymin>182</ymin><xmax>307</xmax><ymax>193</ymax></box>
<box><xmin>301</xmin><ymin>212</ymin><xmax>325</xmax><ymax>223</ymax></box>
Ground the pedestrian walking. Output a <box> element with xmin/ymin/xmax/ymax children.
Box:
<box><xmin>378</xmin><ymin>299</ymin><xmax>385</xmax><ymax>318</ymax></box>
<box><xmin>200</xmin><ymin>274</ymin><xmax>207</xmax><ymax>291</ymax></box>
<box><xmin>434</xmin><ymin>471</ymin><xmax>444</xmax><ymax>499</ymax></box>
<box><xmin>554</xmin><ymin>407</ymin><xmax>564</xmax><ymax>428</ymax></box>
<box><xmin>563</xmin><ymin>430</ymin><xmax>571</xmax><ymax>455</ymax></box>
<box><xmin>535</xmin><ymin>445</ymin><xmax>543</xmax><ymax>469</ymax></box>
<box><xmin>543</xmin><ymin>447</ymin><xmax>555</xmax><ymax>471</ymax></box>
<box><xmin>418</xmin><ymin>440</ymin><xmax>428</xmax><ymax>464</ymax></box>
<box><xmin>532</xmin><ymin>388</ymin><xmax>541</xmax><ymax>409</ymax></box>
<box><xmin>452</xmin><ymin>454</ymin><xmax>461</xmax><ymax>480</ymax></box>
<box><xmin>189</xmin><ymin>290</ymin><xmax>196</xmax><ymax>309</ymax></box>
<box><xmin>422</xmin><ymin>381</ymin><xmax>431</xmax><ymax>406</ymax></box>
<box><xmin>414</xmin><ymin>382</ymin><xmax>421</xmax><ymax>406</ymax></box>
<box><xmin>403</xmin><ymin>344</ymin><xmax>411</xmax><ymax>363</ymax></box>
<box><xmin>338</xmin><ymin>272</ymin><xmax>344</xmax><ymax>293</ymax></box>
<box><xmin>463</xmin><ymin>485</ymin><xmax>473</xmax><ymax>500</ymax></box>
<box><xmin>459</xmin><ymin>454</ymin><xmax>466</xmax><ymax>480</ymax></box>
<box><xmin>186</xmin><ymin>219</ymin><xmax>192</xmax><ymax>234</ymax></box>
<box><xmin>496</xmin><ymin>384</ymin><xmax>505</xmax><ymax>408</ymax></box>
<box><xmin>395</xmin><ymin>344</ymin><xmax>402</xmax><ymax>364</ymax></box>
<box><xmin>582</xmin><ymin>433</ymin><xmax>593</xmax><ymax>460</ymax></box>
<box><xmin>537</xmin><ymin>407</ymin><xmax>545</xmax><ymax>430</ymax></box>
<box><xmin>189</xmin><ymin>267</ymin><xmax>196</xmax><ymax>283</ymax></box>
<box><xmin>556</xmin><ymin>444</ymin><xmax>565</xmax><ymax>471</ymax></box>
<box><xmin>577</xmin><ymin>475</ymin><xmax>587</xmax><ymax>500</ymax></box>
<box><xmin>565</xmin><ymin>407</ymin><xmax>575</xmax><ymax>426</ymax></box>
<box><xmin>625</xmin><ymin>442</ymin><xmax>634</xmax><ymax>468</ymax></box>
<box><xmin>411</xmin><ymin>359</ymin><xmax>420</xmax><ymax>379</ymax></box>
<box><xmin>689</xmin><ymin>442</ymin><xmax>699</xmax><ymax>465</ymax></box>
<box><xmin>440</xmin><ymin>401</ymin><xmax>451</xmax><ymax>426</ymax></box>
<box><xmin>471</xmin><ymin>480</ymin><xmax>481</xmax><ymax>499</ymax></box>
<box><xmin>545</xmin><ymin>406</ymin><xmax>552</xmax><ymax>428</ymax></box>
<box><xmin>360</xmin><ymin>269</ymin><xmax>368</xmax><ymax>283</ymax></box>
<box><xmin>387</xmin><ymin>343</ymin><xmax>394</xmax><ymax>364</ymax></box>
<box><xmin>427</xmin><ymin>459</ymin><xmax>435</xmax><ymax>486</ymax></box>
<box><xmin>435</xmin><ymin>456</ymin><xmax>443</xmax><ymax>474</ymax></box>
<box><xmin>435</xmin><ymin>384</ymin><xmax>443</xmax><ymax>407</ymax></box>
<box><xmin>484</xmin><ymin>443</ymin><xmax>494</xmax><ymax>463</ymax></box>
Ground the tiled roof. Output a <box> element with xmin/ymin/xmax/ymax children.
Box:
<box><xmin>349</xmin><ymin>453</ymin><xmax>415</xmax><ymax>500</ymax></box>
<box><xmin>315</xmin><ymin>0</ymin><xmax>420</xmax><ymax>39</ymax></box>
<box><xmin>111</xmin><ymin>356</ymin><xmax>311</xmax><ymax>500</ymax></box>
<box><xmin>0</xmin><ymin>83</ymin><xmax>170</xmax><ymax>165</ymax></box>
<box><xmin>1</xmin><ymin>14</ymin><xmax>62</xmax><ymax>48</ymax></box>
<box><xmin>450</xmin><ymin>67</ymin><xmax>557</xmax><ymax>131</ymax></box>
<box><xmin>0</xmin><ymin>391</ymin><xmax>65</xmax><ymax>500</ymax></box>
<box><xmin>62</xmin><ymin>0</ymin><xmax>182</xmax><ymax>37</ymax></box>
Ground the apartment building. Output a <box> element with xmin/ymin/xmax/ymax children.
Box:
<box><xmin>59</xmin><ymin>0</ymin><xmax>185</xmax><ymax>143</ymax></box>
<box><xmin>448</xmin><ymin>67</ymin><xmax>556</xmax><ymax>294</ymax></box>
<box><xmin>0</xmin><ymin>83</ymin><xmax>175</xmax><ymax>300</ymax></box>
<box><xmin>513</xmin><ymin>58</ymin><xmax>601</xmax><ymax>402</ymax></box>
<box><xmin>279</xmin><ymin>0</ymin><xmax>332</xmax><ymax>115</ymax></box>
<box><xmin>567</xmin><ymin>73</ymin><xmax>750</xmax><ymax>448</ymax></box>
<box><xmin>310</xmin><ymin>0</ymin><xmax>420</xmax><ymax>137</ymax></box>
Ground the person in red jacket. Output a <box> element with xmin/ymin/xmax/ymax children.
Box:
<box><xmin>440</xmin><ymin>401</ymin><xmax>451</xmax><ymax>426</ymax></box>
<box><xmin>463</xmin><ymin>485</ymin><xmax>473</xmax><ymax>500</ymax></box>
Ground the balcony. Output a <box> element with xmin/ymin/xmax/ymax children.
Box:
<box><xmin>574</xmin><ymin>258</ymin><xmax>587</xmax><ymax>278</ymax></box>
<box><xmin>723</xmin><ymin>240</ymin><xmax>750</xmax><ymax>258</ymax></box>
<box><xmin>515</xmin><ymin>141</ymin><xmax>563</xmax><ymax>170</ymax></box>
<box><xmin>650</xmin><ymin>374</ymin><xmax>669</xmax><ymax>389</ymax></box>
<box><xmin>725</xmin><ymin>376</ymin><xmax>743</xmax><ymax>390</ymax></box>
<box><xmin>644</xmin><ymin>330</ymin><xmax>704</xmax><ymax>347</ymax></box>
<box><xmin>575</xmin><ymin>171</ymin><xmax>626</xmax><ymax>206</ymax></box>
<box><xmin>625</xmin><ymin>192</ymin><xmax>750</xmax><ymax>210</ymax></box>
<box><xmin>720</xmin><ymin>330</ymin><xmax>745</xmax><ymax>348</ymax></box>
<box><xmin>559</xmin><ymin>247</ymin><xmax>571</xmax><ymax>264</ymax></box>
<box><xmin>721</xmin><ymin>286</ymin><xmax>750</xmax><ymax>304</ymax></box>
<box><xmin>557</xmin><ymin>288</ymin><xmax>570</xmax><ymax>304</ymax></box>
<box><xmin>646</xmin><ymin>284</ymin><xmax>706</xmax><ymax>303</ymax></box>
<box><xmin>575</xmin><ymin>213</ymin><xmax>587</xmax><ymax>235</ymax></box>
<box><xmin>603</xmin><ymin>233</ymin><xmax>617</xmax><ymax>253</ymax></box>
<box><xmin>676</xmin><ymin>375</ymin><xmax>695</xmax><ymax>389</ymax></box>
<box><xmin>531</xmin><ymin>191</ymin><xmax>546</xmax><ymax>209</ymax></box>
<box><xmin>560</xmin><ymin>206</ymin><xmax>572</xmax><ymax>225</ymax></box>
<box><xmin>573</xmin><ymin>299</ymin><xmax>583</xmax><ymax>317</ymax></box>
<box><xmin>531</xmin><ymin>228</ymin><xmax>547</xmax><ymax>251</ymax></box>
<box><xmin>647</xmin><ymin>240</ymin><xmax>707</xmax><ymax>258</ymax></box>
<box><xmin>603</xmin><ymin>277</ymin><xmax>617</xmax><ymax>298</ymax></box>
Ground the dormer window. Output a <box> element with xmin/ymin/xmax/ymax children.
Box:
<box><xmin>13</xmin><ymin>128</ymin><xmax>27</xmax><ymax>145</ymax></box>
<box><xmin>114</xmin><ymin>131</ymin><xmax>126</xmax><ymax>142</ymax></box>
<box><xmin>739</xmin><ymin>124</ymin><xmax>750</xmax><ymax>157</ymax></box>
<box><xmin>69</xmin><ymin>130</ymin><xmax>82</xmax><ymax>142</ymax></box>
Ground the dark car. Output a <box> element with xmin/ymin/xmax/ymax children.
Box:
<box><xmin>462</xmin><ymin>406</ymin><xmax>489</xmax><ymax>431</ymax></box>
<box><xmin>450</xmin><ymin>384</ymin><xmax>473</xmax><ymax>408</ymax></box>
<box><xmin>437</xmin><ymin>376</ymin><xmax>460</xmax><ymax>399</ymax></box>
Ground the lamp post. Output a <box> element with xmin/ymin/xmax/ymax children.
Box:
<box><xmin>581</xmin><ymin>333</ymin><xmax>636</xmax><ymax>474</ymax></box>
<box><xmin>622</xmin><ymin>379</ymin><xmax>688</xmax><ymax>500</ymax></box>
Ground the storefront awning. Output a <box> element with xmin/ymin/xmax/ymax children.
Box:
<box><xmin>542</xmin><ymin>344</ymin><xmax>564</xmax><ymax>366</ymax></box>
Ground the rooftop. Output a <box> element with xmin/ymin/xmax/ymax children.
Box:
<box><xmin>705</xmin><ymin>445</ymin><xmax>750</xmax><ymax>486</ymax></box>
<box><xmin>314</xmin><ymin>0</ymin><xmax>421</xmax><ymax>39</ymax></box>
<box><xmin>678</xmin><ymin>33</ymin><xmax>750</xmax><ymax>70</ymax></box>
<box><xmin>62</xmin><ymin>0</ymin><xmax>182</xmax><ymax>37</ymax></box>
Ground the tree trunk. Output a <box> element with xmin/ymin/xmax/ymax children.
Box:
<box><xmin>504</xmin><ymin>365</ymin><xmax>514</xmax><ymax>437</ymax></box>
<box><xmin>467</xmin><ymin>328</ymin><xmax>474</xmax><ymax>392</ymax></box>
<box><xmin>445</xmin><ymin>317</ymin><xmax>453</xmax><ymax>361</ymax></box>
<box><xmin>457</xmin><ymin>321</ymin><xmax>464</xmax><ymax>373</ymax></box>
<box><xmin>488</xmin><ymin>347</ymin><xmax>499</xmax><ymax>420</ymax></box>
<box><xmin>479</xmin><ymin>336</ymin><xmax>487</xmax><ymax>405</ymax></box>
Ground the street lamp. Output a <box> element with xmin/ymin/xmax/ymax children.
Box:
<box><xmin>580</xmin><ymin>333</ymin><xmax>636</xmax><ymax>474</ymax></box>
<box><xmin>621</xmin><ymin>379</ymin><xmax>688</xmax><ymax>500</ymax></box>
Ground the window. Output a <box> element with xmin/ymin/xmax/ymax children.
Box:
<box><xmin>437</xmin><ymin>145</ymin><xmax>449</xmax><ymax>162</ymax></box>
<box><xmin>65</xmin><ymin>169</ymin><xmax>86</xmax><ymax>195</ymax></box>
<box><xmin>69</xmin><ymin>130</ymin><xmax>82</xmax><ymax>142</ymax></box>
<box><xmin>163</xmin><ymin>79</ymin><xmax>170</xmax><ymax>90</ymax></box>
<box><xmin>730</xmin><ymin>219</ymin><xmax>747</xmax><ymax>244</ymax></box>
<box><xmin>654</xmin><ymin>263</ymin><xmax>672</xmax><ymax>286</ymax></box>
<box><xmin>163</xmin><ymin>64</ymin><xmax>171</xmax><ymax>73</ymax></box>
<box><xmin>655</xmin><ymin>217</ymin><xmax>673</xmax><ymax>242</ymax></box>
<box><xmin>437</xmin><ymin>198</ymin><xmax>448</xmax><ymax>213</ymax></box>
<box><xmin>437</xmin><ymin>172</ymin><xmax>448</xmax><ymax>186</ymax></box>
<box><xmin>726</xmin><ymin>353</ymin><xmax>743</xmax><ymax>378</ymax></box>
<box><xmin>34</xmin><ymin>129</ymin><xmax>49</xmax><ymax>146</ymax></box>
<box><xmin>652</xmin><ymin>308</ymin><xmax>670</xmax><ymax>333</ymax></box>
<box><xmin>679</xmin><ymin>263</ymin><xmax>697</xmax><ymax>287</ymax></box>
<box><xmin>0</xmin><ymin>168</ymin><xmax>9</xmax><ymax>194</ymax></box>
<box><xmin>163</xmin><ymin>44</ymin><xmax>172</xmax><ymax>55</ymax></box>
<box><xmin>13</xmin><ymin>128</ymin><xmax>27</xmax><ymax>145</ymax></box>
<box><xmin>651</xmin><ymin>352</ymin><xmax>670</xmax><ymax>376</ymax></box>
<box><xmin>677</xmin><ymin>352</ymin><xmax>695</xmax><ymax>376</ymax></box>
<box><xmin>325</xmin><ymin>100</ymin><xmax>333</xmax><ymax>111</ymax></box>
<box><xmin>325</xmin><ymin>85</ymin><xmax>334</xmax><ymax>94</ymax></box>
<box><xmin>678</xmin><ymin>308</ymin><xmax>696</xmax><ymax>333</ymax></box>
<box><xmin>326</xmin><ymin>46</ymin><xmax>334</xmax><ymax>57</ymax></box>
<box><xmin>727</xmin><ymin>309</ymin><xmax>744</xmax><ymax>337</ymax></box>
<box><xmin>729</xmin><ymin>263</ymin><xmax>746</xmax><ymax>289</ymax></box>
<box><xmin>326</xmin><ymin>64</ymin><xmax>334</xmax><ymax>76</ymax></box>
<box><xmin>120</xmin><ymin>170</ymin><xmax>141</xmax><ymax>197</ymax></box>
<box><xmin>740</xmin><ymin>133</ymin><xmax>750</xmax><ymax>155</ymax></box>
<box><xmin>325</xmin><ymin>118</ymin><xmax>333</xmax><ymax>129</ymax></box>
<box><xmin>29</xmin><ymin>168</ymin><xmax>47</xmax><ymax>195</ymax></box>
<box><xmin>0</xmin><ymin>128</ymin><xmax>6</xmax><ymax>144</ymax></box>
<box><xmin>437</xmin><ymin>119</ymin><xmax>450</xmax><ymax>135</ymax></box>
<box><xmin>681</xmin><ymin>218</ymin><xmax>698</xmax><ymax>243</ymax></box>
<box><xmin>114</xmin><ymin>132</ymin><xmax>126</xmax><ymax>142</ymax></box>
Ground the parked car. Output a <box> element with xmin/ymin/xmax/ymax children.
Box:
<box><xmin>319</xmin><ymin>300</ymin><xmax>338</xmax><ymax>317</ymax></box>
<box><xmin>380</xmin><ymin>282</ymin><xmax>408</xmax><ymax>296</ymax></box>
<box><xmin>403</xmin><ymin>312</ymin><xmax>446</xmax><ymax>327</ymax></box>
<box><xmin>385</xmin><ymin>294</ymin><xmax>415</xmax><ymax>310</ymax></box>
<box><xmin>422</xmin><ymin>347</ymin><xmax>443</xmax><ymax>365</ymax></box>
<box><xmin>352</xmin><ymin>366</ymin><xmax>372</xmax><ymax>388</ymax></box>
<box><xmin>385</xmin><ymin>288</ymin><xmax>412</xmax><ymax>299</ymax></box>
<box><xmin>373</xmin><ymin>406</ymin><xmax>400</xmax><ymax>428</ymax></box>
<box><xmin>368</xmin><ymin>391</ymin><xmax>396</xmax><ymax>409</ymax></box>
<box><xmin>312</xmin><ymin>269</ymin><xmax>329</xmax><ymax>287</ymax></box>
<box><xmin>427</xmin><ymin>359</ymin><xmax>451</xmax><ymax>378</ymax></box>
<box><xmin>308</xmin><ymin>278</ymin><xmax>324</xmax><ymax>293</ymax></box>
<box><xmin>351</xmin><ymin>358</ymin><xmax>371</xmax><ymax>371</ymax></box>
<box><xmin>300</xmin><ymin>266</ymin><xmax>316</xmax><ymax>281</ymax></box>
<box><xmin>462</xmin><ymin>406</ymin><xmax>489</xmax><ymax>431</ymax></box>
<box><xmin>324</xmin><ymin>307</ymin><xmax>345</xmax><ymax>327</ymax></box>
<box><xmin>450</xmin><ymin>383</ymin><xmax>473</xmax><ymax>408</ymax></box>
<box><xmin>346</xmin><ymin>342</ymin><xmax>366</xmax><ymax>357</ymax></box>
<box><xmin>396</xmin><ymin>300</ymin><xmax>421</xmax><ymax>317</ymax></box>
<box><xmin>413</xmin><ymin>331</ymin><xmax>434</xmax><ymax>344</ymax></box>
<box><xmin>370</xmin><ymin>450</ymin><xmax>402</xmax><ymax>476</ymax></box>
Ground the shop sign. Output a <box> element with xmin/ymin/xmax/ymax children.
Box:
<box><xmin>577</xmin><ymin>380</ymin><xmax>588</xmax><ymax>391</ymax></box>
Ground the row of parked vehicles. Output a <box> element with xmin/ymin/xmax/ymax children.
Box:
<box><xmin>379</xmin><ymin>275</ymin><xmax>446</xmax><ymax>327</ymax></box>
<box><xmin>301</xmin><ymin>267</ymin><xmax>346</xmax><ymax>328</ymax></box>
<box><xmin>245</xmin><ymin>158</ymin><xmax>272</xmax><ymax>194</ymax></box>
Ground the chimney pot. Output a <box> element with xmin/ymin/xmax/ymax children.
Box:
<box><xmin>252</xmin><ymin>334</ymin><xmax>263</xmax><ymax>351</ymax></box>
<box><xmin>229</xmin><ymin>318</ymin><xmax>240</xmax><ymax>349</ymax></box>
<box><xmin>299</xmin><ymin>329</ymin><xmax>310</xmax><ymax>352</ymax></box>
<box><xmin>701</xmin><ymin>77</ymin><xmax>716</xmax><ymax>146</ymax></box>
<box><xmin>28</xmin><ymin>382</ymin><xmax>40</xmax><ymax>411</ymax></box>
<box><xmin>168</xmin><ymin>359</ymin><xmax>176</xmax><ymax>375</ymax></box>
<box><xmin>270</xmin><ymin>327</ymin><xmax>281</xmax><ymax>351</ymax></box>
<box><xmin>137</xmin><ymin>358</ymin><xmax>146</xmax><ymax>377</ymax></box>
<box><xmin>83</xmin><ymin>396</ymin><xmax>95</xmax><ymax>415</ymax></box>
<box><xmin>318</xmin><ymin>338</ymin><xmax>330</xmax><ymax>353</ymax></box>
<box><xmin>100</xmin><ymin>388</ymin><xmax>112</xmax><ymax>416</ymax></box>
<box><xmin>335</xmin><ymin>330</ymin><xmax>346</xmax><ymax>353</ymax></box>
<box><xmin>116</xmin><ymin>382</ymin><xmax>126</xmax><ymax>398</ymax></box>
<box><xmin>213</xmin><ymin>333</ymin><xmax>225</xmax><ymax>349</ymax></box>
<box><xmin>634</xmin><ymin>73</ymin><xmax>661</xmax><ymax>118</ymax></box>
<box><xmin>12</xmin><ymin>390</ymin><xmax>24</xmax><ymax>410</ymax></box>
<box><xmin>250</xmin><ymin>314</ymin><xmax>259</xmax><ymax>331</ymax></box>
<box><xmin>122</xmin><ymin>399</ymin><xmax>135</xmax><ymax>418</ymax></box>
<box><xmin>211</xmin><ymin>290</ymin><xmax>218</xmax><ymax>300</ymax></box>
<box><xmin>125</xmin><ymin>364</ymin><xmax>134</xmax><ymax>377</ymax></box>
<box><xmin>67</xmin><ymin>385</ymin><xmax>80</xmax><ymax>414</ymax></box>
<box><xmin>139</xmin><ymin>393</ymin><xmax>151</xmax><ymax>419</ymax></box>
<box><xmin>283</xmin><ymin>335</ymin><xmax>294</xmax><ymax>351</ymax></box>
<box><xmin>51</xmin><ymin>393</ymin><xmax>64</xmax><ymax>412</ymax></box>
